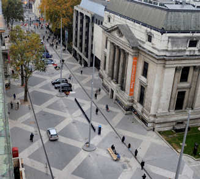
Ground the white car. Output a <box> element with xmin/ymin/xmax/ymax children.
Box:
<box><xmin>47</xmin><ymin>128</ymin><xmax>59</xmax><ymax>141</ymax></box>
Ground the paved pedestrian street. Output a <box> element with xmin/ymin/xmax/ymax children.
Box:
<box><xmin>6</xmin><ymin>17</ymin><xmax>200</xmax><ymax>179</ymax></box>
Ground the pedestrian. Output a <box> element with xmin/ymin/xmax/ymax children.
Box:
<box><xmin>16</xmin><ymin>101</ymin><xmax>19</xmax><ymax>110</ymax></box>
<box><xmin>13</xmin><ymin>94</ymin><xmax>16</xmax><ymax>100</ymax></box>
<box><xmin>12</xmin><ymin>70</ymin><xmax>14</xmax><ymax>75</ymax></box>
<box><xmin>128</xmin><ymin>143</ymin><xmax>131</xmax><ymax>150</ymax></box>
<box><xmin>56</xmin><ymin>44</ymin><xmax>57</xmax><ymax>49</ymax></box>
<box><xmin>30</xmin><ymin>133</ymin><xmax>34</xmax><ymax>142</ymax></box>
<box><xmin>141</xmin><ymin>161</ymin><xmax>145</xmax><ymax>170</ymax></box>
<box><xmin>135</xmin><ymin>149</ymin><xmax>138</xmax><ymax>157</ymax></box>
<box><xmin>121</xmin><ymin>136</ymin><xmax>125</xmax><ymax>143</ymax></box>
<box><xmin>99</xmin><ymin>88</ymin><xmax>101</xmax><ymax>94</ymax></box>
<box><xmin>111</xmin><ymin>144</ymin><xmax>115</xmax><ymax>150</ymax></box>
<box><xmin>106</xmin><ymin>104</ymin><xmax>109</xmax><ymax>112</ymax></box>
<box><xmin>43</xmin><ymin>35</ymin><xmax>45</xmax><ymax>41</ymax></box>
<box><xmin>142</xmin><ymin>174</ymin><xmax>146</xmax><ymax>179</ymax></box>
<box><xmin>96</xmin><ymin>107</ymin><xmax>99</xmax><ymax>115</ymax></box>
<box><xmin>10</xmin><ymin>101</ymin><xmax>13</xmax><ymax>109</ymax></box>
<box><xmin>80</xmin><ymin>70</ymin><xmax>83</xmax><ymax>74</ymax></box>
<box><xmin>94</xmin><ymin>93</ymin><xmax>97</xmax><ymax>100</ymax></box>
<box><xmin>68</xmin><ymin>74</ymin><xmax>72</xmax><ymax>80</ymax></box>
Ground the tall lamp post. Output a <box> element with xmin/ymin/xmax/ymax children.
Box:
<box><xmin>82</xmin><ymin>44</ymin><xmax>96</xmax><ymax>152</ymax></box>
<box><xmin>57</xmin><ymin>16</ymin><xmax>65</xmax><ymax>97</ymax></box>
<box><xmin>175</xmin><ymin>110</ymin><xmax>191</xmax><ymax>179</ymax></box>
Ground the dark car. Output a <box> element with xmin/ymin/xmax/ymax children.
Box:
<box><xmin>54</xmin><ymin>83</ymin><xmax>72</xmax><ymax>89</ymax></box>
<box><xmin>42</xmin><ymin>58</ymin><xmax>54</xmax><ymax>65</ymax></box>
<box><xmin>42</xmin><ymin>52</ymin><xmax>53</xmax><ymax>58</ymax></box>
<box><xmin>51</xmin><ymin>78</ymin><xmax>68</xmax><ymax>85</ymax></box>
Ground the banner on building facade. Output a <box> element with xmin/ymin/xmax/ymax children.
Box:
<box><xmin>129</xmin><ymin>57</ymin><xmax>138</xmax><ymax>96</ymax></box>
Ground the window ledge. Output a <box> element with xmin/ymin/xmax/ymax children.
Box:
<box><xmin>177</xmin><ymin>82</ymin><xmax>191</xmax><ymax>89</ymax></box>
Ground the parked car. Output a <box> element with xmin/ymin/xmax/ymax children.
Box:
<box><xmin>42</xmin><ymin>52</ymin><xmax>53</xmax><ymax>58</ymax></box>
<box><xmin>47</xmin><ymin>128</ymin><xmax>59</xmax><ymax>141</ymax></box>
<box><xmin>58</xmin><ymin>85</ymin><xmax>73</xmax><ymax>92</ymax></box>
<box><xmin>54</xmin><ymin>82</ymin><xmax>72</xmax><ymax>89</ymax></box>
<box><xmin>42</xmin><ymin>58</ymin><xmax>54</xmax><ymax>65</ymax></box>
<box><xmin>51</xmin><ymin>78</ymin><xmax>68</xmax><ymax>85</ymax></box>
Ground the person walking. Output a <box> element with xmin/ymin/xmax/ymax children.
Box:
<box><xmin>96</xmin><ymin>107</ymin><xmax>99</xmax><ymax>115</ymax></box>
<box><xmin>16</xmin><ymin>101</ymin><xmax>19</xmax><ymax>110</ymax></box>
<box><xmin>94</xmin><ymin>93</ymin><xmax>97</xmax><ymax>100</ymax></box>
<box><xmin>142</xmin><ymin>174</ymin><xmax>146</xmax><ymax>179</ymax></box>
<box><xmin>80</xmin><ymin>70</ymin><xmax>83</xmax><ymax>75</ymax></box>
<box><xmin>141</xmin><ymin>161</ymin><xmax>145</xmax><ymax>170</ymax></box>
<box><xmin>135</xmin><ymin>149</ymin><xmax>138</xmax><ymax>157</ymax></box>
<box><xmin>128</xmin><ymin>143</ymin><xmax>131</xmax><ymax>150</ymax></box>
<box><xmin>99</xmin><ymin>88</ymin><xmax>101</xmax><ymax>94</ymax></box>
<box><xmin>30</xmin><ymin>133</ymin><xmax>34</xmax><ymax>142</ymax></box>
<box><xmin>10</xmin><ymin>101</ymin><xmax>13</xmax><ymax>109</ymax></box>
<box><xmin>13</xmin><ymin>94</ymin><xmax>16</xmax><ymax>100</ymax></box>
<box><xmin>121</xmin><ymin>136</ymin><xmax>125</xmax><ymax>143</ymax></box>
<box><xmin>106</xmin><ymin>104</ymin><xmax>109</xmax><ymax>112</ymax></box>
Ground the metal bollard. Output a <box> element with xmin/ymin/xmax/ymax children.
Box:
<box><xmin>98</xmin><ymin>125</ymin><xmax>101</xmax><ymax>135</ymax></box>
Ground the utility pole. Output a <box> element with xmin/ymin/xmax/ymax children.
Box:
<box><xmin>175</xmin><ymin>110</ymin><xmax>191</xmax><ymax>179</ymax></box>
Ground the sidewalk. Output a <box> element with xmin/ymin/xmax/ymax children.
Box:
<box><xmin>7</xmin><ymin>13</ymin><xmax>200</xmax><ymax>179</ymax></box>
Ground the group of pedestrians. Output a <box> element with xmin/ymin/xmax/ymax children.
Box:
<box><xmin>10</xmin><ymin>93</ymin><xmax>20</xmax><ymax>110</ymax></box>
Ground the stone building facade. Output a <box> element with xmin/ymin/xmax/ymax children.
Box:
<box><xmin>72</xmin><ymin>0</ymin><xmax>108</xmax><ymax>68</ymax></box>
<box><xmin>100</xmin><ymin>0</ymin><xmax>200</xmax><ymax>130</ymax></box>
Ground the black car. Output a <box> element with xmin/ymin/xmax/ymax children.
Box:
<box><xmin>51</xmin><ymin>78</ymin><xmax>68</xmax><ymax>85</ymax></box>
<box><xmin>55</xmin><ymin>83</ymin><xmax>72</xmax><ymax>89</ymax></box>
<box><xmin>58</xmin><ymin>85</ymin><xmax>72</xmax><ymax>92</ymax></box>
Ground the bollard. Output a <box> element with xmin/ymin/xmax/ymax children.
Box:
<box><xmin>98</xmin><ymin>125</ymin><xmax>102</xmax><ymax>135</ymax></box>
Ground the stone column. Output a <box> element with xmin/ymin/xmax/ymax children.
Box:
<box><xmin>169</xmin><ymin>66</ymin><xmax>182</xmax><ymax>111</ymax></box>
<box><xmin>118</xmin><ymin>49</ymin><xmax>124</xmax><ymax>87</ymax></box>
<box><xmin>122</xmin><ymin>52</ymin><xmax>128</xmax><ymax>91</ymax></box>
<box><xmin>88</xmin><ymin>17</ymin><xmax>92</xmax><ymax>65</ymax></box>
<box><xmin>113</xmin><ymin>46</ymin><xmax>120</xmax><ymax>83</ymax></box>
<box><xmin>105</xmin><ymin>40</ymin><xmax>111</xmax><ymax>74</ymax></box>
<box><xmin>108</xmin><ymin>43</ymin><xmax>115</xmax><ymax>78</ymax></box>
<box><xmin>82</xmin><ymin>15</ymin><xmax>86</xmax><ymax>55</ymax></box>
<box><xmin>77</xmin><ymin>12</ymin><xmax>81</xmax><ymax>51</ymax></box>
<box><xmin>188</xmin><ymin>66</ymin><xmax>200</xmax><ymax>108</ymax></box>
<box><xmin>72</xmin><ymin>10</ymin><xmax>76</xmax><ymax>47</ymax></box>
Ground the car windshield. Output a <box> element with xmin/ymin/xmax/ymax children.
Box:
<box><xmin>49</xmin><ymin>129</ymin><xmax>57</xmax><ymax>135</ymax></box>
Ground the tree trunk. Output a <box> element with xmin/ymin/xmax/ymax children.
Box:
<box><xmin>24</xmin><ymin>77</ymin><xmax>28</xmax><ymax>102</ymax></box>
<box><xmin>21</xmin><ymin>65</ymin><xmax>24</xmax><ymax>86</ymax></box>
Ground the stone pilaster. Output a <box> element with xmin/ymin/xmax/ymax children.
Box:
<box><xmin>82</xmin><ymin>15</ymin><xmax>86</xmax><ymax>55</ymax></box>
<box><xmin>118</xmin><ymin>49</ymin><xmax>124</xmax><ymax>88</ymax></box>
<box><xmin>169</xmin><ymin>66</ymin><xmax>182</xmax><ymax>111</ymax></box>
<box><xmin>108</xmin><ymin>43</ymin><xmax>115</xmax><ymax>78</ymax></box>
<box><xmin>113</xmin><ymin>46</ymin><xmax>120</xmax><ymax>83</ymax></box>
<box><xmin>188</xmin><ymin>66</ymin><xmax>200</xmax><ymax>108</ymax></box>
<box><xmin>122</xmin><ymin>52</ymin><xmax>128</xmax><ymax>91</ymax></box>
<box><xmin>77</xmin><ymin>12</ymin><xmax>81</xmax><ymax>50</ymax></box>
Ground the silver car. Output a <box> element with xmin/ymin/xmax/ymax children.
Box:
<box><xmin>47</xmin><ymin>128</ymin><xmax>59</xmax><ymax>141</ymax></box>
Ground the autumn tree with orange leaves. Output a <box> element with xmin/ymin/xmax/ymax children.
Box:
<box><xmin>39</xmin><ymin>0</ymin><xmax>80</xmax><ymax>51</ymax></box>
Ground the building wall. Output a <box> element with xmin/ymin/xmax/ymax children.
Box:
<box><xmin>32</xmin><ymin>0</ymin><xmax>41</xmax><ymax>17</ymax></box>
<box><xmin>101</xmin><ymin>10</ymin><xmax>200</xmax><ymax>129</ymax></box>
<box><xmin>93</xmin><ymin>24</ymin><xmax>102</xmax><ymax>60</ymax></box>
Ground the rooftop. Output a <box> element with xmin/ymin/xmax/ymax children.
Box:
<box><xmin>106</xmin><ymin>0</ymin><xmax>200</xmax><ymax>32</ymax></box>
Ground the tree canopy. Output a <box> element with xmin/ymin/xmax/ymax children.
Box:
<box><xmin>39</xmin><ymin>0</ymin><xmax>80</xmax><ymax>31</ymax></box>
<box><xmin>9</xmin><ymin>26</ymin><xmax>46</xmax><ymax>101</ymax></box>
<box><xmin>2</xmin><ymin>0</ymin><xmax>24</xmax><ymax>28</ymax></box>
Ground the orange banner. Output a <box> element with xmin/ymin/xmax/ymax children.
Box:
<box><xmin>129</xmin><ymin>57</ymin><xmax>138</xmax><ymax>96</ymax></box>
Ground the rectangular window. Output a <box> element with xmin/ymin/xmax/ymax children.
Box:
<box><xmin>147</xmin><ymin>35</ymin><xmax>152</xmax><ymax>43</ymax></box>
<box><xmin>188</xmin><ymin>40</ymin><xmax>198</xmax><ymax>47</ymax></box>
<box><xmin>105</xmin><ymin>37</ymin><xmax>108</xmax><ymax>49</ymax></box>
<box><xmin>175</xmin><ymin>91</ymin><xmax>185</xmax><ymax>110</ymax></box>
<box><xmin>142</xmin><ymin>61</ymin><xmax>149</xmax><ymax>78</ymax></box>
<box><xmin>104</xmin><ymin>55</ymin><xmax>106</xmax><ymax>70</ymax></box>
<box><xmin>180</xmin><ymin>67</ymin><xmax>190</xmax><ymax>82</ymax></box>
<box><xmin>139</xmin><ymin>86</ymin><xmax>145</xmax><ymax>106</ymax></box>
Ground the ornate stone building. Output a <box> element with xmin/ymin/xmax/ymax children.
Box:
<box><xmin>100</xmin><ymin>0</ymin><xmax>200</xmax><ymax>129</ymax></box>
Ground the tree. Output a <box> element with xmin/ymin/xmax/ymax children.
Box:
<box><xmin>2</xmin><ymin>0</ymin><xmax>24</xmax><ymax>28</ymax></box>
<box><xmin>9</xmin><ymin>26</ymin><xmax>46</xmax><ymax>102</ymax></box>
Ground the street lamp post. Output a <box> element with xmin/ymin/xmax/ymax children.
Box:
<box><xmin>175</xmin><ymin>110</ymin><xmax>191</xmax><ymax>179</ymax></box>
<box><xmin>82</xmin><ymin>44</ymin><xmax>96</xmax><ymax>152</ymax></box>
<box><xmin>57</xmin><ymin>16</ymin><xmax>65</xmax><ymax>97</ymax></box>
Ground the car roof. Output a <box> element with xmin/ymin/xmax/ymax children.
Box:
<box><xmin>48</xmin><ymin>128</ymin><xmax>57</xmax><ymax>135</ymax></box>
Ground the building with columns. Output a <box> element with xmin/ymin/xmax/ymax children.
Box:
<box><xmin>100</xmin><ymin>0</ymin><xmax>200</xmax><ymax>130</ymax></box>
<box><xmin>72</xmin><ymin>0</ymin><xmax>109</xmax><ymax>68</ymax></box>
